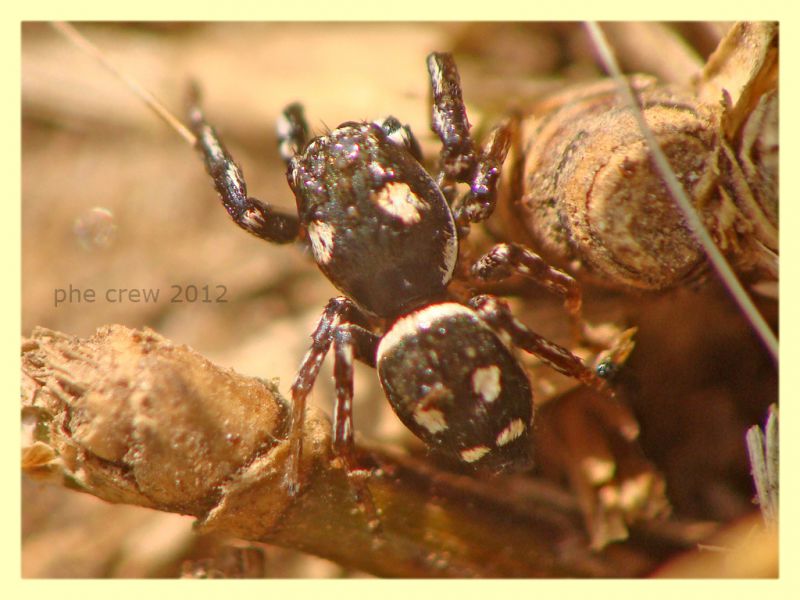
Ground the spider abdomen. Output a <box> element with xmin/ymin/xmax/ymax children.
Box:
<box><xmin>376</xmin><ymin>303</ymin><xmax>534</xmax><ymax>472</ymax></box>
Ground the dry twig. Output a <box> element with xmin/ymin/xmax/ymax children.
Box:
<box><xmin>22</xmin><ymin>325</ymin><xmax>707</xmax><ymax>577</ymax></box>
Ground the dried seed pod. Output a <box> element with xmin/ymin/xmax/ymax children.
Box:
<box><xmin>738</xmin><ymin>89</ymin><xmax>778</xmax><ymax>233</ymax></box>
<box><xmin>700</xmin><ymin>21</ymin><xmax>778</xmax><ymax>280</ymax></box>
<box><xmin>511</xmin><ymin>23</ymin><xmax>778</xmax><ymax>292</ymax></box>
<box><xmin>517</xmin><ymin>76</ymin><xmax>720</xmax><ymax>290</ymax></box>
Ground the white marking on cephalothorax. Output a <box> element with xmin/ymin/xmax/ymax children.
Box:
<box><xmin>370</xmin><ymin>182</ymin><xmax>427</xmax><ymax>224</ymax></box>
<box><xmin>413</xmin><ymin>405</ymin><xmax>448</xmax><ymax>434</ymax></box>
<box><xmin>376</xmin><ymin>303</ymin><xmax>484</xmax><ymax>363</ymax></box>
<box><xmin>496</xmin><ymin>418</ymin><xmax>526</xmax><ymax>446</ymax></box>
<box><xmin>460</xmin><ymin>445</ymin><xmax>491</xmax><ymax>463</ymax></box>
<box><xmin>307</xmin><ymin>220</ymin><xmax>335</xmax><ymax>265</ymax></box>
<box><xmin>471</xmin><ymin>365</ymin><xmax>502</xmax><ymax>403</ymax></box>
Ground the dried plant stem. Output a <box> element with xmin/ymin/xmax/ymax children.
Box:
<box><xmin>746</xmin><ymin>404</ymin><xmax>779</xmax><ymax>527</ymax></box>
<box><xmin>50</xmin><ymin>21</ymin><xmax>196</xmax><ymax>146</ymax></box>
<box><xmin>584</xmin><ymin>22</ymin><xmax>778</xmax><ymax>364</ymax></box>
<box><xmin>22</xmin><ymin>325</ymin><xmax>705</xmax><ymax>577</ymax></box>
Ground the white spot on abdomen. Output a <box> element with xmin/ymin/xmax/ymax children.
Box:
<box><xmin>413</xmin><ymin>405</ymin><xmax>448</xmax><ymax>434</ymax></box>
<box><xmin>460</xmin><ymin>445</ymin><xmax>491</xmax><ymax>463</ymax></box>
<box><xmin>472</xmin><ymin>365</ymin><xmax>501</xmax><ymax>403</ymax></box>
<box><xmin>371</xmin><ymin>182</ymin><xmax>427</xmax><ymax>224</ymax></box>
<box><xmin>307</xmin><ymin>220</ymin><xmax>335</xmax><ymax>265</ymax></box>
<box><xmin>496</xmin><ymin>418</ymin><xmax>526</xmax><ymax>446</ymax></box>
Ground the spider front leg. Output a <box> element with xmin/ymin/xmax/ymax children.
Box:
<box><xmin>288</xmin><ymin>296</ymin><xmax>382</xmax><ymax>530</ymax></box>
<box><xmin>468</xmin><ymin>294</ymin><xmax>612</xmax><ymax>399</ymax></box>
<box><xmin>187</xmin><ymin>84</ymin><xmax>300</xmax><ymax>243</ymax></box>
<box><xmin>472</xmin><ymin>242</ymin><xmax>585</xmax><ymax>343</ymax></box>
<box><xmin>426</xmin><ymin>52</ymin><xmax>513</xmax><ymax>227</ymax></box>
<box><xmin>427</xmin><ymin>52</ymin><xmax>476</xmax><ymax>182</ymax></box>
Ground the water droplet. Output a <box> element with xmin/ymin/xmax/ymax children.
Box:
<box><xmin>73</xmin><ymin>207</ymin><xmax>117</xmax><ymax>250</ymax></box>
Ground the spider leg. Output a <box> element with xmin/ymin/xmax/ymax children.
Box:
<box><xmin>277</xmin><ymin>102</ymin><xmax>310</xmax><ymax>165</ymax></box>
<box><xmin>472</xmin><ymin>242</ymin><xmax>584</xmax><ymax>342</ymax></box>
<box><xmin>375</xmin><ymin>115</ymin><xmax>424</xmax><ymax>162</ymax></box>
<box><xmin>468</xmin><ymin>294</ymin><xmax>612</xmax><ymax>399</ymax></box>
<box><xmin>187</xmin><ymin>84</ymin><xmax>300</xmax><ymax>244</ymax></box>
<box><xmin>427</xmin><ymin>52</ymin><xmax>477</xmax><ymax>184</ymax></box>
<box><xmin>452</xmin><ymin>120</ymin><xmax>512</xmax><ymax>226</ymax></box>
<box><xmin>287</xmin><ymin>296</ymin><xmax>354</xmax><ymax>493</ymax></box>
<box><xmin>332</xmin><ymin>324</ymin><xmax>382</xmax><ymax>532</ymax></box>
<box><xmin>287</xmin><ymin>296</ymin><xmax>382</xmax><ymax>530</ymax></box>
<box><xmin>427</xmin><ymin>52</ymin><xmax>512</xmax><ymax>227</ymax></box>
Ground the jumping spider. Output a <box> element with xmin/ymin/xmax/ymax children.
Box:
<box><xmin>188</xmin><ymin>52</ymin><xmax>611</xmax><ymax>515</ymax></box>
